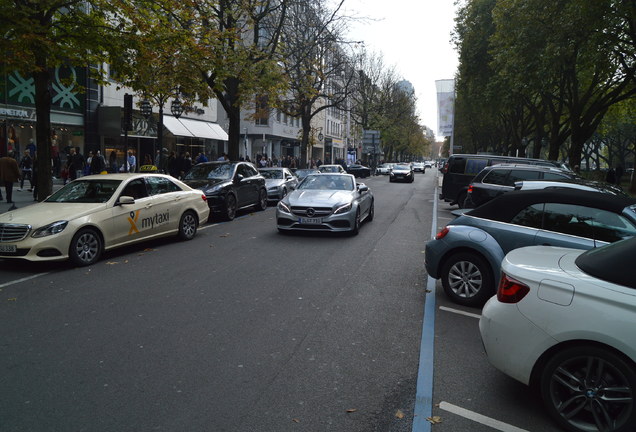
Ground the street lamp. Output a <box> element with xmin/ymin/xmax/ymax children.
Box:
<box><xmin>140</xmin><ymin>99</ymin><xmax>152</xmax><ymax>119</ymax></box>
<box><xmin>170</xmin><ymin>89</ymin><xmax>184</xmax><ymax>119</ymax></box>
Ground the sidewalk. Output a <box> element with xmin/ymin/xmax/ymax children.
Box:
<box><xmin>0</xmin><ymin>177</ymin><xmax>64</xmax><ymax>214</ymax></box>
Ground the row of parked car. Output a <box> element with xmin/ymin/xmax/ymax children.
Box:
<box><xmin>427</xmin><ymin>154</ymin><xmax>636</xmax><ymax>432</ymax></box>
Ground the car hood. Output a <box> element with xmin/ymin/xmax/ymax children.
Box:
<box><xmin>265</xmin><ymin>179</ymin><xmax>285</xmax><ymax>187</ymax></box>
<box><xmin>0</xmin><ymin>202</ymin><xmax>107</xmax><ymax>227</ymax></box>
<box><xmin>182</xmin><ymin>178</ymin><xmax>227</xmax><ymax>190</ymax></box>
<box><xmin>286</xmin><ymin>189</ymin><xmax>353</xmax><ymax>206</ymax></box>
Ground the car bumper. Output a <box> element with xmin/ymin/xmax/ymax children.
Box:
<box><xmin>390</xmin><ymin>174</ymin><xmax>413</xmax><ymax>182</ymax></box>
<box><xmin>479</xmin><ymin>296</ymin><xmax>556</xmax><ymax>385</ymax></box>
<box><xmin>0</xmin><ymin>229</ymin><xmax>76</xmax><ymax>262</ymax></box>
<box><xmin>267</xmin><ymin>188</ymin><xmax>283</xmax><ymax>200</ymax></box>
<box><xmin>276</xmin><ymin>208</ymin><xmax>355</xmax><ymax>232</ymax></box>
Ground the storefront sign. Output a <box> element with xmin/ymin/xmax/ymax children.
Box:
<box><xmin>0</xmin><ymin>107</ymin><xmax>33</xmax><ymax>119</ymax></box>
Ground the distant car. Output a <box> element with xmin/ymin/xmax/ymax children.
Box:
<box><xmin>259</xmin><ymin>167</ymin><xmax>299</xmax><ymax>200</ymax></box>
<box><xmin>0</xmin><ymin>174</ymin><xmax>210</xmax><ymax>266</ymax></box>
<box><xmin>425</xmin><ymin>189</ymin><xmax>636</xmax><ymax>306</ymax></box>
<box><xmin>389</xmin><ymin>164</ymin><xmax>414</xmax><ymax>183</ymax></box>
<box><xmin>514</xmin><ymin>179</ymin><xmax>627</xmax><ymax>196</ymax></box>
<box><xmin>295</xmin><ymin>168</ymin><xmax>320</xmax><ymax>181</ymax></box>
<box><xmin>412</xmin><ymin>162</ymin><xmax>426</xmax><ymax>173</ymax></box>
<box><xmin>182</xmin><ymin>161</ymin><xmax>267</xmax><ymax>221</ymax></box>
<box><xmin>376</xmin><ymin>163</ymin><xmax>394</xmax><ymax>175</ymax></box>
<box><xmin>276</xmin><ymin>173</ymin><xmax>374</xmax><ymax>235</ymax></box>
<box><xmin>424</xmin><ymin>161</ymin><xmax>433</xmax><ymax>169</ymax></box>
<box><xmin>464</xmin><ymin>164</ymin><xmax>577</xmax><ymax>208</ymax></box>
<box><xmin>480</xmin><ymin>237</ymin><xmax>636</xmax><ymax>432</ymax></box>
<box><xmin>318</xmin><ymin>164</ymin><xmax>346</xmax><ymax>174</ymax></box>
<box><xmin>346</xmin><ymin>163</ymin><xmax>371</xmax><ymax>178</ymax></box>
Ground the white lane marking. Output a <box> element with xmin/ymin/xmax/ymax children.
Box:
<box><xmin>439</xmin><ymin>306</ymin><xmax>481</xmax><ymax>319</ymax></box>
<box><xmin>439</xmin><ymin>402</ymin><xmax>530</xmax><ymax>432</ymax></box>
<box><xmin>0</xmin><ymin>273</ymin><xmax>49</xmax><ymax>289</ymax></box>
<box><xmin>199</xmin><ymin>223</ymin><xmax>218</xmax><ymax>230</ymax></box>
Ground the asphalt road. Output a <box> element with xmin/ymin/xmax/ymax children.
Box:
<box><xmin>1</xmin><ymin>172</ymin><xmax>434</xmax><ymax>432</ymax></box>
<box><xmin>0</xmin><ymin>171</ymin><xmax>565</xmax><ymax>432</ymax></box>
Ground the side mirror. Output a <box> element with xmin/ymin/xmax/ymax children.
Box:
<box><xmin>234</xmin><ymin>174</ymin><xmax>244</xmax><ymax>183</ymax></box>
<box><xmin>358</xmin><ymin>184</ymin><xmax>369</xmax><ymax>192</ymax></box>
<box><xmin>118</xmin><ymin>195</ymin><xmax>135</xmax><ymax>205</ymax></box>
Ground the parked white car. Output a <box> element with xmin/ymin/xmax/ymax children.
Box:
<box><xmin>480</xmin><ymin>238</ymin><xmax>636</xmax><ymax>432</ymax></box>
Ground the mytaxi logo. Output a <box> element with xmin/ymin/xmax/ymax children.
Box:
<box><xmin>128</xmin><ymin>210</ymin><xmax>141</xmax><ymax>235</ymax></box>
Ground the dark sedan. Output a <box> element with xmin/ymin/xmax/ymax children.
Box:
<box><xmin>182</xmin><ymin>161</ymin><xmax>267</xmax><ymax>220</ymax></box>
<box><xmin>389</xmin><ymin>164</ymin><xmax>414</xmax><ymax>183</ymax></box>
<box><xmin>346</xmin><ymin>164</ymin><xmax>371</xmax><ymax>178</ymax></box>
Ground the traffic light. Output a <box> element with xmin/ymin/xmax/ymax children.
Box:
<box><xmin>123</xmin><ymin>93</ymin><xmax>133</xmax><ymax>130</ymax></box>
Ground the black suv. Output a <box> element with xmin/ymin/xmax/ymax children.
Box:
<box><xmin>182</xmin><ymin>161</ymin><xmax>268</xmax><ymax>220</ymax></box>
<box><xmin>464</xmin><ymin>164</ymin><xmax>576</xmax><ymax>208</ymax></box>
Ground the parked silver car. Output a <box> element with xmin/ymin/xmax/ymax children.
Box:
<box><xmin>276</xmin><ymin>173</ymin><xmax>374</xmax><ymax>235</ymax></box>
<box><xmin>259</xmin><ymin>167</ymin><xmax>298</xmax><ymax>200</ymax></box>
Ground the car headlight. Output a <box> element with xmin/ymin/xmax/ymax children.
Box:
<box><xmin>278</xmin><ymin>201</ymin><xmax>291</xmax><ymax>213</ymax></box>
<box><xmin>268</xmin><ymin>186</ymin><xmax>280</xmax><ymax>192</ymax></box>
<box><xmin>334</xmin><ymin>203</ymin><xmax>352</xmax><ymax>214</ymax></box>
<box><xmin>31</xmin><ymin>220</ymin><xmax>69</xmax><ymax>238</ymax></box>
<box><xmin>204</xmin><ymin>185</ymin><xmax>223</xmax><ymax>195</ymax></box>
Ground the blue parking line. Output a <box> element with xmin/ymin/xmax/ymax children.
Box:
<box><xmin>412</xmin><ymin>184</ymin><xmax>439</xmax><ymax>432</ymax></box>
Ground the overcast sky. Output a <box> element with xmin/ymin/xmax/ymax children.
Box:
<box><xmin>343</xmin><ymin>0</ymin><xmax>460</xmax><ymax>141</ymax></box>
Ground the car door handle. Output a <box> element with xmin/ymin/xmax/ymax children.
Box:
<box><xmin>145</xmin><ymin>203</ymin><xmax>153</xmax><ymax>209</ymax></box>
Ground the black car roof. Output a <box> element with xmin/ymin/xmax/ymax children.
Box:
<box><xmin>575</xmin><ymin>237</ymin><xmax>636</xmax><ymax>289</ymax></box>
<box><xmin>467</xmin><ymin>189</ymin><xmax>636</xmax><ymax>222</ymax></box>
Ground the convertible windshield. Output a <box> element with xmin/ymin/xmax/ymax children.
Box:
<box><xmin>45</xmin><ymin>180</ymin><xmax>122</xmax><ymax>203</ymax></box>
<box><xmin>184</xmin><ymin>163</ymin><xmax>233</xmax><ymax>180</ymax></box>
<box><xmin>260</xmin><ymin>170</ymin><xmax>283</xmax><ymax>179</ymax></box>
<box><xmin>299</xmin><ymin>175</ymin><xmax>353</xmax><ymax>191</ymax></box>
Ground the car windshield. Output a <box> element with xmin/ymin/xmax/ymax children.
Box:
<box><xmin>296</xmin><ymin>169</ymin><xmax>318</xmax><ymax>177</ymax></box>
<box><xmin>45</xmin><ymin>179</ymin><xmax>122</xmax><ymax>203</ymax></box>
<box><xmin>184</xmin><ymin>163</ymin><xmax>233</xmax><ymax>180</ymax></box>
<box><xmin>394</xmin><ymin>165</ymin><xmax>410</xmax><ymax>170</ymax></box>
<box><xmin>299</xmin><ymin>175</ymin><xmax>353</xmax><ymax>191</ymax></box>
<box><xmin>320</xmin><ymin>166</ymin><xmax>340</xmax><ymax>172</ymax></box>
<box><xmin>260</xmin><ymin>170</ymin><xmax>283</xmax><ymax>179</ymax></box>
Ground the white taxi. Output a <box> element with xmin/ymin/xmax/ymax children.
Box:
<box><xmin>0</xmin><ymin>173</ymin><xmax>210</xmax><ymax>266</ymax></box>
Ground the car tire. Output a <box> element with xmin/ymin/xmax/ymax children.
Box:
<box><xmin>440</xmin><ymin>252</ymin><xmax>494</xmax><ymax>307</ymax></box>
<box><xmin>366</xmin><ymin>201</ymin><xmax>374</xmax><ymax>222</ymax></box>
<box><xmin>255</xmin><ymin>188</ymin><xmax>268</xmax><ymax>211</ymax></box>
<box><xmin>540</xmin><ymin>345</ymin><xmax>636</xmax><ymax>432</ymax></box>
<box><xmin>178</xmin><ymin>210</ymin><xmax>198</xmax><ymax>241</ymax></box>
<box><xmin>69</xmin><ymin>228</ymin><xmax>102</xmax><ymax>267</ymax></box>
<box><xmin>224</xmin><ymin>193</ymin><xmax>237</xmax><ymax>221</ymax></box>
<box><xmin>351</xmin><ymin>208</ymin><xmax>361</xmax><ymax>236</ymax></box>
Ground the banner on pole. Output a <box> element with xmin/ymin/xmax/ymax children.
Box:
<box><xmin>436</xmin><ymin>79</ymin><xmax>455</xmax><ymax>137</ymax></box>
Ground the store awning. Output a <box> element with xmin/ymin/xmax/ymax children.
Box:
<box><xmin>206</xmin><ymin>123</ymin><xmax>229</xmax><ymax>141</ymax></box>
<box><xmin>163</xmin><ymin>115</ymin><xmax>194</xmax><ymax>137</ymax></box>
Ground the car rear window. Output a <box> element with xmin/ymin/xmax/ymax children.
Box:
<box><xmin>575</xmin><ymin>237</ymin><xmax>636</xmax><ymax>289</ymax></box>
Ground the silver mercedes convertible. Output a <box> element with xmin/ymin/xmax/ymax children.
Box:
<box><xmin>276</xmin><ymin>173</ymin><xmax>374</xmax><ymax>235</ymax></box>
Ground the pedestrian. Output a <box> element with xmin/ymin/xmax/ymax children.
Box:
<box><xmin>67</xmin><ymin>147</ymin><xmax>85</xmax><ymax>181</ymax></box>
<box><xmin>109</xmin><ymin>150</ymin><xmax>118</xmax><ymax>173</ymax></box>
<box><xmin>195</xmin><ymin>152</ymin><xmax>208</xmax><ymax>164</ymax></box>
<box><xmin>90</xmin><ymin>150</ymin><xmax>106</xmax><ymax>174</ymax></box>
<box><xmin>19</xmin><ymin>152</ymin><xmax>33</xmax><ymax>191</ymax></box>
<box><xmin>26</xmin><ymin>138</ymin><xmax>36</xmax><ymax>158</ymax></box>
<box><xmin>181</xmin><ymin>152</ymin><xmax>193</xmax><ymax>178</ymax></box>
<box><xmin>0</xmin><ymin>150</ymin><xmax>22</xmax><ymax>209</ymax></box>
<box><xmin>127</xmin><ymin>150</ymin><xmax>137</xmax><ymax>173</ymax></box>
<box><xmin>606</xmin><ymin>167</ymin><xmax>616</xmax><ymax>184</ymax></box>
<box><xmin>168</xmin><ymin>151</ymin><xmax>179</xmax><ymax>178</ymax></box>
<box><xmin>84</xmin><ymin>151</ymin><xmax>93</xmax><ymax>176</ymax></box>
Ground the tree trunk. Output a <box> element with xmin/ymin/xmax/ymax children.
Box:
<box><xmin>227</xmin><ymin>104</ymin><xmax>241</xmax><ymax>161</ymax></box>
<box><xmin>34</xmin><ymin>62</ymin><xmax>52</xmax><ymax>201</ymax></box>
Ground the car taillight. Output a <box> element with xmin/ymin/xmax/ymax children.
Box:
<box><xmin>497</xmin><ymin>273</ymin><xmax>530</xmax><ymax>303</ymax></box>
<box><xmin>467</xmin><ymin>184</ymin><xmax>473</xmax><ymax>193</ymax></box>
<box><xmin>435</xmin><ymin>226</ymin><xmax>450</xmax><ymax>240</ymax></box>
<box><xmin>201</xmin><ymin>194</ymin><xmax>207</xmax><ymax>202</ymax></box>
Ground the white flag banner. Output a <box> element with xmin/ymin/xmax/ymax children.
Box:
<box><xmin>436</xmin><ymin>79</ymin><xmax>455</xmax><ymax>137</ymax></box>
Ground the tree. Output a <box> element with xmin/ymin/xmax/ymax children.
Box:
<box><xmin>1</xmin><ymin>1</ymin><xmax>126</xmax><ymax>200</ymax></box>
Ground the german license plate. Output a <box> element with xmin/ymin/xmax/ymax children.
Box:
<box><xmin>299</xmin><ymin>217</ymin><xmax>322</xmax><ymax>224</ymax></box>
<box><xmin>0</xmin><ymin>244</ymin><xmax>17</xmax><ymax>253</ymax></box>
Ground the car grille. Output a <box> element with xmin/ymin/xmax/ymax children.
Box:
<box><xmin>290</xmin><ymin>206</ymin><xmax>333</xmax><ymax>217</ymax></box>
<box><xmin>0</xmin><ymin>224</ymin><xmax>31</xmax><ymax>242</ymax></box>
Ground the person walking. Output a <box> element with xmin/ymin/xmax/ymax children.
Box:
<box><xmin>127</xmin><ymin>150</ymin><xmax>137</xmax><ymax>173</ymax></box>
<box><xmin>19</xmin><ymin>152</ymin><xmax>33</xmax><ymax>191</ymax></box>
<box><xmin>67</xmin><ymin>147</ymin><xmax>85</xmax><ymax>181</ymax></box>
<box><xmin>0</xmin><ymin>151</ymin><xmax>22</xmax><ymax>210</ymax></box>
<box><xmin>90</xmin><ymin>150</ymin><xmax>106</xmax><ymax>174</ymax></box>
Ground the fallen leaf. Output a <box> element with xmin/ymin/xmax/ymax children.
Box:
<box><xmin>395</xmin><ymin>409</ymin><xmax>405</xmax><ymax>419</ymax></box>
<box><xmin>425</xmin><ymin>289</ymin><xmax>432</xmax><ymax>293</ymax></box>
<box><xmin>219</xmin><ymin>233</ymin><xmax>230</xmax><ymax>237</ymax></box>
<box><xmin>143</xmin><ymin>248</ymin><xmax>156</xmax><ymax>252</ymax></box>
<box><xmin>421</xmin><ymin>251</ymin><xmax>426</xmax><ymax>254</ymax></box>
<box><xmin>292</xmin><ymin>418</ymin><xmax>300</xmax><ymax>423</ymax></box>
<box><xmin>346</xmin><ymin>409</ymin><xmax>357</xmax><ymax>413</ymax></box>
<box><xmin>8</xmin><ymin>298</ymin><xmax>17</xmax><ymax>301</ymax></box>
<box><xmin>426</xmin><ymin>416</ymin><xmax>442</xmax><ymax>424</ymax></box>
<box><xmin>106</xmin><ymin>261</ymin><xmax>119</xmax><ymax>265</ymax></box>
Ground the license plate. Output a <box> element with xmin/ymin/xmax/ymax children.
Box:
<box><xmin>0</xmin><ymin>244</ymin><xmax>17</xmax><ymax>253</ymax></box>
<box><xmin>299</xmin><ymin>217</ymin><xmax>322</xmax><ymax>224</ymax></box>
